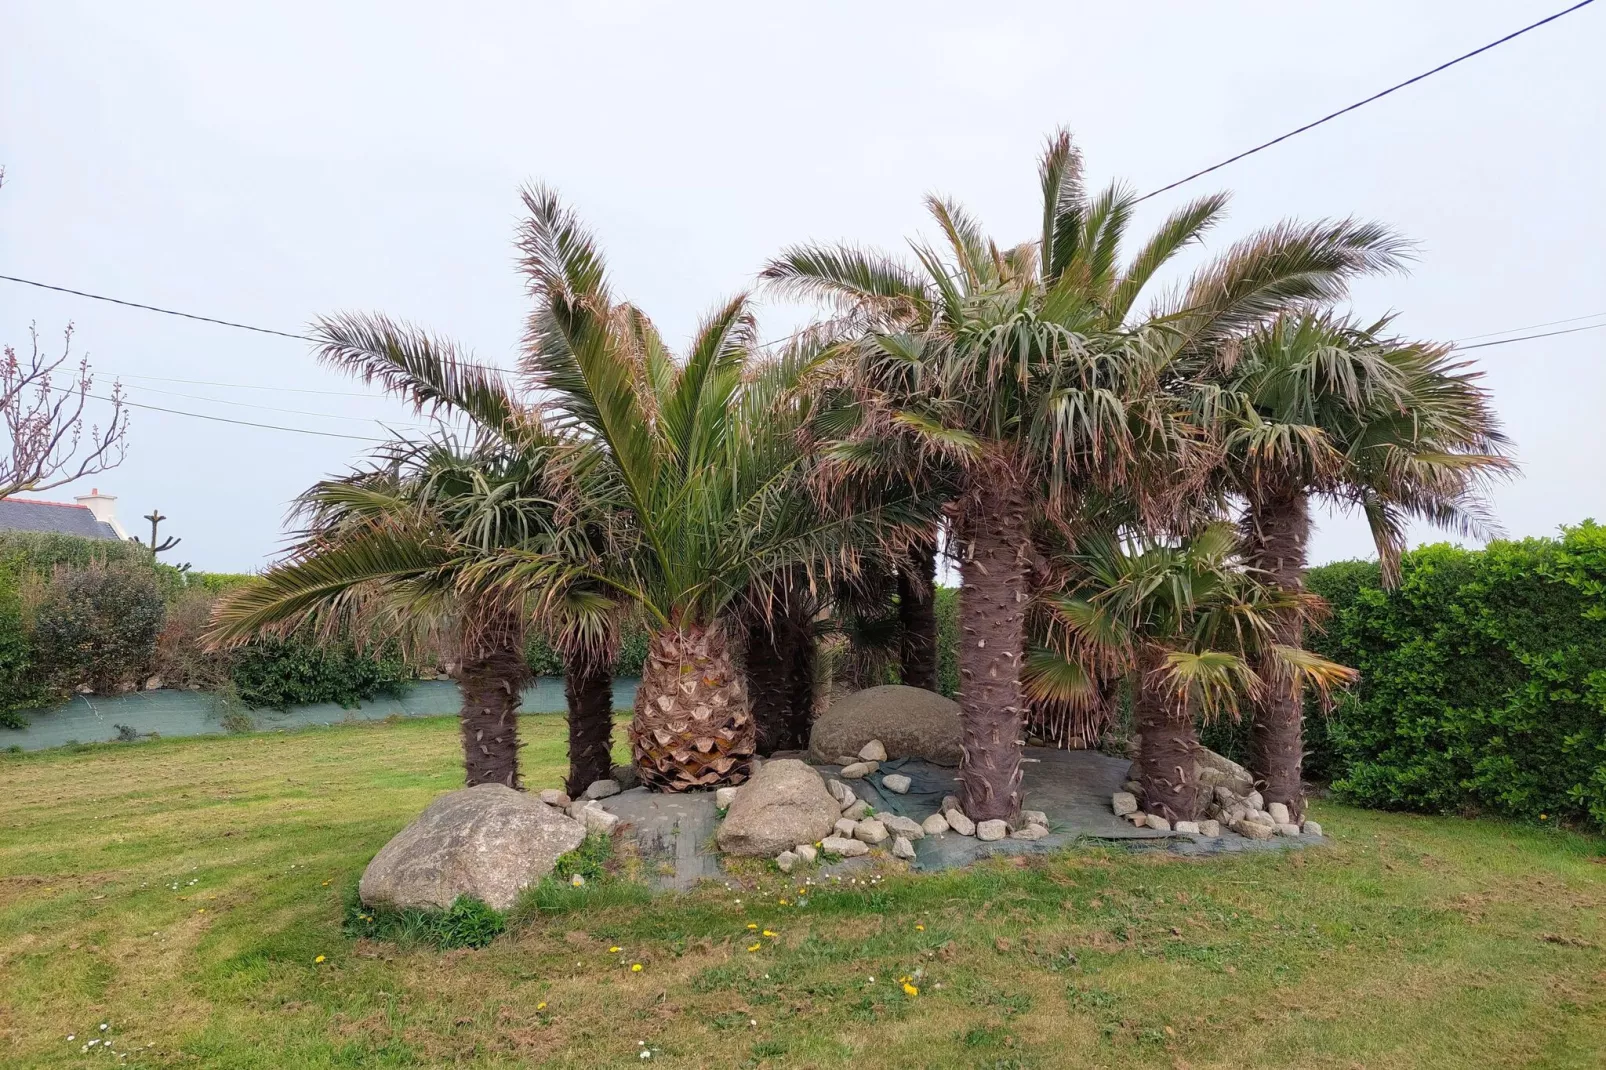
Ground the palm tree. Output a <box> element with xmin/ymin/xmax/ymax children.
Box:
<box><xmin>1205</xmin><ymin>312</ymin><xmax>1512</xmax><ymax>817</ymax></box>
<box><xmin>500</xmin><ymin>187</ymin><xmax>930</xmax><ymax>791</ymax></box>
<box><xmin>208</xmin><ymin>324</ymin><xmax>621</xmax><ymax>792</ymax></box>
<box><xmin>761</xmin><ymin>128</ymin><xmax>1407</xmax><ymax>822</ymax></box>
<box><xmin>1033</xmin><ymin>524</ymin><xmax>1354</xmax><ymax>822</ymax></box>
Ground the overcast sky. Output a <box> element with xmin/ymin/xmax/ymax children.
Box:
<box><xmin>2</xmin><ymin>0</ymin><xmax>1602</xmax><ymax>573</ymax></box>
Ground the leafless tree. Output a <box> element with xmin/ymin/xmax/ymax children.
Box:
<box><xmin>0</xmin><ymin>322</ymin><xmax>130</xmax><ymax>499</ymax></box>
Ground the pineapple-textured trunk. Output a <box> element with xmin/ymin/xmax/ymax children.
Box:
<box><xmin>456</xmin><ymin>633</ymin><xmax>530</xmax><ymax>790</ymax></box>
<box><xmin>898</xmin><ymin>530</ymin><xmax>940</xmax><ymax>692</ymax></box>
<box><xmin>955</xmin><ymin>476</ymin><xmax>1029</xmax><ymax>823</ymax></box>
<box><xmin>563</xmin><ymin>655</ymin><xmax>615</xmax><ymax>797</ymax></box>
<box><xmin>631</xmin><ymin>622</ymin><xmax>755</xmax><ymax>791</ymax></box>
<box><xmin>1133</xmin><ymin>648</ymin><xmax>1204</xmax><ymax>822</ymax></box>
<box><xmin>1245</xmin><ymin>490</ymin><xmax>1312</xmax><ymax>820</ymax></box>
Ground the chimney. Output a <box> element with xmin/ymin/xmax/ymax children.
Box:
<box><xmin>74</xmin><ymin>488</ymin><xmax>129</xmax><ymax>540</ymax></box>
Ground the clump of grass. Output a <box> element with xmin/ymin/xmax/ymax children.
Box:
<box><xmin>553</xmin><ymin>833</ymin><xmax>614</xmax><ymax>883</ymax></box>
<box><xmin>344</xmin><ymin>889</ymin><xmax>505</xmax><ymax>949</ymax></box>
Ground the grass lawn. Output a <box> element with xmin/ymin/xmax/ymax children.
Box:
<box><xmin>1</xmin><ymin>716</ymin><xmax>1603</xmax><ymax>1069</ymax></box>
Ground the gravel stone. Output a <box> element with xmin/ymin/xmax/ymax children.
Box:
<box><xmin>775</xmin><ymin>850</ymin><xmax>798</xmax><ymax>873</ymax></box>
<box><xmin>1144</xmin><ymin>813</ymin><xmax>1171</xmax><ymax>831</ymax></box>
<box><xmin>833</xmin><ymin>817</ymin><xmax>858</xmax><ymax>838</ymax></box>
<box><xmin>975</xmin><ymin>819</ymin><xmax>1008</xmax><ymax>842</ymax></box>
<box><xmin>1301</xmin><ymin>820</ymin><xmax>1323</xmax><ymax>837</ymax></box>
<box><xmin>794</xmin><ymin>843</ymin><xmax>818</xmax><ymax>863</ymax></box>
<box><xmin>944</xmin><ymin>810</ymin><xmax>975</xmax><ymax>836</ymax></box>
<box><xmin>582</xmin><ymin>779</ymin><xmax>621</xmax><ymax>800</ymax></box>
<box><xmin>881</xmin><ymin>773</ymin><xmax>912</xmax><ymax>794</ymax></box>
<box><xmin>853</xmin><ymin>818</ymin><xmax>889</xmax><ymax>845</ymax></box>
<box><xmin>891</xmin><ymin>835</ymin><xmax>916</xmax><ymax>860</ymax></box>
<box><xmin>1010</xmin><ymin>824</ymin><xmax>1048</xmax><ymax>840</ymax></box>
<box><xmin>821</xmin><ymin>834</ymin><xmax>868</xmax><ymax>858</ymax></box>
<box><xmin>1173</xmin><ymin>820</ymin><xmax>1200</xmax><ymax>835</ymax></box>
<box><xmin>1111</xmin><ymin>791</ymin><xmax>1138</xmax><ymax>816</ymax></box>
<box><xmin>839</xmin><ymin>761</ymin><xmax>877</xmax><ymax>779</ymax></box>
<box><xmin>1267</xmin><ymin>802</ymin><xmax>1291</xmax><ymax>825</ymax></box>
<box><xmin>858</xmin><ymin>739</ymin><xmax>888</xmax><ymax>762</ymax></box>
<box><xmin>921</xmin><ymin>813</ymin><xmax>950</xmax><ymax>835</ymax></box>
<box><xmin>538</xmin><ymin>789</ymin><xmax>571</xmax><ymax>808</ymax></box>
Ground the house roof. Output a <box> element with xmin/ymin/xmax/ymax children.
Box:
<box><xmin>0</xmin><ymin>497</ymin><xmax>121</xmax><ymax>540</ymax></box>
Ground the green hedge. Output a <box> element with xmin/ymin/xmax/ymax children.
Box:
<box><xmin>228</xmin><ymin>636</ymin><xmax>410</xmax><ymax>710</ymax></box>
<box><xmin>1308</xmin><ymin>522</ymin><xmax>1606</xmax><ymax>830</ymax></box>
<box><xmin>524</xmin><ymin>627</ymin><xmax>650</xmax><ymax>679</ymax></box>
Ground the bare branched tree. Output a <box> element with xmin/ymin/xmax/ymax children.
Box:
<box><xmin>0</xmin><ymin>322</ymin><xmax>130</xmax><ymax>499</ymax></box>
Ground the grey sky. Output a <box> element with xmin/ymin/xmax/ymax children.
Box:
<box><xmin>2</xmin><ymin>0</ymin><xmax>1601</xmax><ymax>573</ymax></box>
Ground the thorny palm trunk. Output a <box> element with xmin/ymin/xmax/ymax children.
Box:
<box><xmin>954</xmin><ymin>476</ymin><xmax>1030</xmax><ymax>823</ymax></box>
<box><xmin>743</xmin><ymin>608</ymin><xmax>816</xmax><ymax>755</ymax></box>
<box><xmin>898</xmin><ymin>530</ymin><xmax>940</xmax><ymax>692</ymax></box>
<box><xmin>631</xmin><ymin>621</ymin><xmax>755</xmax><ymax>791</ymax></box>
<box><xmin>1244</xmin><ymin>490</ymin><xmax>1313</xmax><ymax>820</ymax></box>
<box><xmin>1133</xmin><ymin>647</ymin><xmax>1204</xmax><ymax>822</ymax></box>
<box><xmin>455</xmin><ymin>606</ymin><xmax>531</xmax><ymax>789</ymax></box>
<box><xmin>563</xmin><ymin>654</ymin><xmax>615</xmax><ymax>797</ymax></box>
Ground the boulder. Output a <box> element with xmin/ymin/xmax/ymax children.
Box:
<box><xmin>976</xmin><ymin>819</ymin><xmax>1008</xmax><ymax>842</ymax></box>
<box><xmin>1111</xmin><ymin>792</ymin><xmax>1138</xmax><ymax>816</ymax></box>
<box><xmin>881</xmin><ymin>773</ymin><xmax>912</xmax><ymax>795</ymax></box>
<box><xmin>944</xmin><ymin>810</ymin><xmax>975</xmax><ymax>836</ymax></box>
<box><xmin>610</xmin><ymin>764</ymin><xmax>641</xmax><ymax>791</ymax></box>
<box><xmin>715</xmin><ymin>759</ymin><xmax>839</xmax><ymax>857</ymax></box>
<box><xmin>583</xmin><ymin>779</ymin><xmax>621</xmax><ymax>801</ymax></box>
<box><xmin>808</xmin><ymin>685</ymin><xmax>964</xmax><ymax>766</ymax></box>
<box><xmin>922</xmin><ymin>813</ymin><xmax>950</xmax><ymax>835</ymax></box>
<box><xmin>1301</xmin><ymin>820</ymin><xmax>1323</xmax><ymax>838</ymax></box>
<box><xmin>821</xmin><ymin>834</ymin><xmax>869</xmax><ymax>858</ymax></box>
<box><xmin>891</xmin><ymin>835</ymin><xmax>916</xmax><ymax>860</ymax></box>
<box><xmin>880</xmin><ymin>814</ymin><xmax>925</xmax><ymax>841</ymax></box>
<box><xmin>853</xmin><ymin>818</ymin><xmax>889</xmax><ymax>845</ymax></box>
<box><xmin>858</xmin><ymin>739</ymin><xmax>888</xmax><ymax>762</ymax></box>
<box><xmin>538</xmin><ymin>789</ymin><xmax>571</xmax><ymax>808</ymax></box>
<box><xmin>1267</xmin><ymin>802</ymin><xmax>1291</xmax><ymax>825</ymax></box>
<box><xmin>359</xmin><ymin>784</ymin><xmax>586</xmax><ymax>911</ymax></box>
<box><xmin>1129</xmin><ymin>740</ymin><xmax>1254</xmax><ymax>799</ymax></box>
<box><xmin>1233</xmin><ymin>819</ymin><xmax>1275</xmax><ymax>840</ymax></box>
<box><xmin>1197</xmin><ymin>819</ymin><xmax>1221</xmax><ymax>838</ymax></box>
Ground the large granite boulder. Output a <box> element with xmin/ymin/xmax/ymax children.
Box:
<box><xmin>715</xmin><ymin>758</ymin><xmax>838</xmax><ymax>857</ymax></box>
<box><xmin>359</xmin><ymin>784</ymin><xmax>586</xmax><ymax>911</ymax></box>
<box><xmin>808</xmin><ymin>685</ymin><xmax>963</xmax><ymax>766</ymax></box>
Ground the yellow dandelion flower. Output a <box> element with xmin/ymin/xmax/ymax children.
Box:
<box><xmin>903</xmin><ymin>982</ymin><xmax>919</xmax><ymax>997</ymax></box>
<box><xmin>761</xmin><ymin>930</ymin><xmax>776</xmax><ymax>938</ymax></box>
<box><xmin>746</xmin><ymin>923</ymin><xmax>758</xmax><ymax>930</ymax></box>
<box><xmin>631</xmin><ymin>963</ymin><xmax>643</xmax><ymax>972</ymax></box>
<box><xmin>778</xmin><ymin>899</ymin><xmax>790</xmax><ymax>906</ymax></box>
<box><xmin>746</xmin><ymin>943</ymin><xmax>761</xmax><ymax>952</ymax></box>
<box><xmin>321</xmin><ymin>880</ymin><xmax>330</xmax><ymax>886</ymax></box>
<box><xmin>537</xmin><ymin>1002</ymin><xmax>547</xmax><ymax>1010</ymax></box>
<box><xmin>915</xmin><ymin>924</ymin><xmax>925</xmax><ymax>931</ymax></box>
<box><xmin>314</xmin><ymin>954</ymin><xmax>326</xmax><ymax>964</ymax></box>
<box><xmin>609</xmin><ymin>946</ymin><xmax>621</xmax><ymax>953</ymax></box>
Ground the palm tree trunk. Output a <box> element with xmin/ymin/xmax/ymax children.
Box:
<box><xmin>456</xmin><ymin>634</ymin><xmax>530</xmax><ymax>790</ymax></box>
<box><xmin>783</xmin><ymin>618</ymin><xmax>817</xmax><ymax>749</ymax></box>
<box><xmin>743</xmin><ymin>609</ymin><xmax>793</xmax><ymax>756</ymax></box>
<box><xmin>898</xmin><ymin>530</ymin><xmax>940</xmax><ymax>691</ymax></box>
<box><xmin>955</xmin><ymin>477</ymin><xmax>1029</xmax><ymax>822</ymax></box>
<box><xmin>563</xmin><ymin>655</ymin><xmax>615</xmax><ymax>796</ymax></box>
<box><xmin>1245</xmin><ymin>490</ymin><xmax>1312</xmax><ymax>820</ymax></box>
<box><xmin>1133</xmin><ymin>648</ymin><xmax>1204</xmax><ymax>823</ymax></box>
<box><xmin>630</xmin><ymin>621</ymin><xmax>755</xmax><ymax>791</ymax></box>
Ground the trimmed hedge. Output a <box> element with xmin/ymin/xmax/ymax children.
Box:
<box><xmin>229</xmin><ymin>636</ymin><xmax>410</xmax><ymax>710</ymax></box>
<box><xmin>1309</xmin><ymin>522</ymin><xmax>1606</xmax><ymax>830</ymax></box>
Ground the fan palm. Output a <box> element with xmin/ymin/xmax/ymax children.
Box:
<box><xmin>498</xmin><ymin>187</ymin><xmax>930</xmax><ymax>791</ymax></box>
<box><xmin>1035</xmin><ymin>524</ymin><xmax>1354</xmax><ymax>821</ymax></box>
<box><xmin>761</xmin><ymin>128</ymin><xmax>1406</xmax><ymax>822</ymax></box>
<box><xmin>1205</xmin><ymin>312</ymin><xmax>1512</xmax><ymax>817</ymax></box>
<box><xmin>207</xmin><ymin>324</ymin><xmax>620</xmax><ymax>792</ymax></box>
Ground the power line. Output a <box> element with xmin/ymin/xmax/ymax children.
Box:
<box><xmin>68</xmin><ymin>385</ymin><xmax>388</xmax><ymax>442</ymax></box>
<box><xmin>122</xmin><ymin>381</ymin><xmax>436</xmax><ymax>428</ymax></box>
<box><xmin>1452</xmin><ymin>310</ymin><xmax>1606</xmax><ymax>343</ymax></box>
<box><xmin>115</xmin><ymin>370</ymin><xmax>382</xmax><ymax>398</ymax></box>
<box><xmin>1134</xmin><ymin>0</ymin><xmax>1597</xmax><ymax>203</ymax></box>
<box><xmin>0</xmin><ymin>273</ymin><xmax>318</xmax><ymax>342</ymax></box>
<box><xmin>1455</xmin><ymin>321</ymin><xmax>1606</xmax><ymax>350</ymax></box>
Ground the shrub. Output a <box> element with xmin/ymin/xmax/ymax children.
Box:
<box><xmin>152</xmin><ymin>587</ymin><xmax>232</xmax><ymax>691</ymax></box>
<box><xmin>228</xmin><ymin>635</ymin><xmax>410</xmax><ymax>710</ymax></box>
<box><xmin>0</xmin><ymin>564</ymin><xmax>47</xmax><ymax>727</ymax></box>
<box><xmin>31</xmin><ymin>561</ymin><xmax>165</xmax><ymax>695</ymax></box>
<box><xmin>525</xmin><ymin>622</ymin><xmax>651</xmax><ymax>679</ymax></box>
<box><xmin>1311</xmin><ymin>522</ymin><xmax>1606</xmax><ymax>830</ymax></box>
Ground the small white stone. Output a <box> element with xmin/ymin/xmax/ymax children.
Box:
<box><xmin>1197</xmin><ymin>819</ymin><xmax>1222</xmax><ymax>838</ymax></box>
<box><xmin>834</xmin><ymin>755</ymin><xmax>860</xmax><ymax>766</ymax></box>
<box><xmin>891</xmin><ymin>835</ymin><xmax>916</xmax><ymax>860</ymax></box>
<box><xmin>775</xmin><ymin>850</ymin><xmax>797</xmax><ymax>873</ymax></box>
<box><xmin>858</xmin><ymin>739</ymin><xmax>888</xmax><ymax>762</ymax></box>
<box><xmin>794</xmin><ymin>843</ymin><xmax>818</xmax><ymax>864</ymax></box>
<box><xmin>821</xmin><ymin>835</ymin><xmax>868</xmax><ymax>857</ymax></box>
<box><xmin>976</xmin><ymin>819</ymin><xmax>1008</xmax><ymax>842</ymax></box>
<box><xmin>944</xmin><ymin>810</ymin><xmax>976</xmax><ymax>836</ymax></box>
<box><xmin>1021</xmin><ymin>810</ymin><xmax>1049</xmax><ymax>828</ymax></box>
<box><xmin>1144</xmin><ymin>814</ymin><xmax>1171</xmax><ymax>832</ymax></box>
<box><xmin>833</xmin><ymin>817</ymin><xmax>857</xmax><ymax>838</ymax></box>
<box><xmin>1267</xmin><ymin>802</ymin><xmax>1291</xmax><ymax>825</ymax></box>
<box><xmin>881</xmin><ymin>773</ymin><xmax>912</xmax><ymax>794</ymax></box>
<box><xmin>1245</xmin><ymin>790</ymin><xmax>1265</xmax><ymax>811</ymax></box>
<box><xmin>1111</xmin><ymin>792</ymin><xmax>1138</xmax><ymax>816</ymax></box>
<box><xmin>1011</xmin><ymin>824</ymin><xmax>1048</xmax><ymax>840</ymax></box>
<box><xmin>715</xmin><ymin>787</ymin><xmax>738</xmax><ymax>809</ymax></box>
<box><xmin>839</xmin><ymin>762</ymin><xmax>876</xmax><ymax>779</ymax></box>
<box><xmin>583</xmin><ymin>779</ymin><xmax>621</xmax><ymax>800</ymax></box>
<box><xmin>1301</xmin><ymin>820</ymin><xmax>1323</xmax><ymax>837</ymax></box>
<box><xmin>1173</xmin><ymin>820</ymin><xmax>1200</xmax><ymax>835</ymax></box>
<box><xmin>1124</xmin><ymin>811</ymin><xmax>1148</xmax><ymax>825</ymax></box>
<box><xmin>841</xmin><ymin>799</ymin><xmax>871</xmax><ymax>821</ymax></box>
<box><xmin>828</xmin><ymin>779</ymin><xmax>855</xmax><ymax>807</ymax></box>
<box><xmin>921</xmin><ymin>813</ymin><xmax>950</xmax><ymax>835</ymax></box>
<box><xmin>1233</xmin><ymin>819</ymin><xmax>1275</xmax><ymax>840</ymax></box>
<box><xmin>853</xmin><ymin>819</ymin><xmax>888</xmax><ymax>845</ymax></box>
<box><xmin>539</xmin><ymin>789</ymin><xmax>571</xmax><ymax>808</ymax></box>
<box><xmin>1276</xmin><ymin>822</ymin><xmax>1301</xmax><ymax>837</ymax></box>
